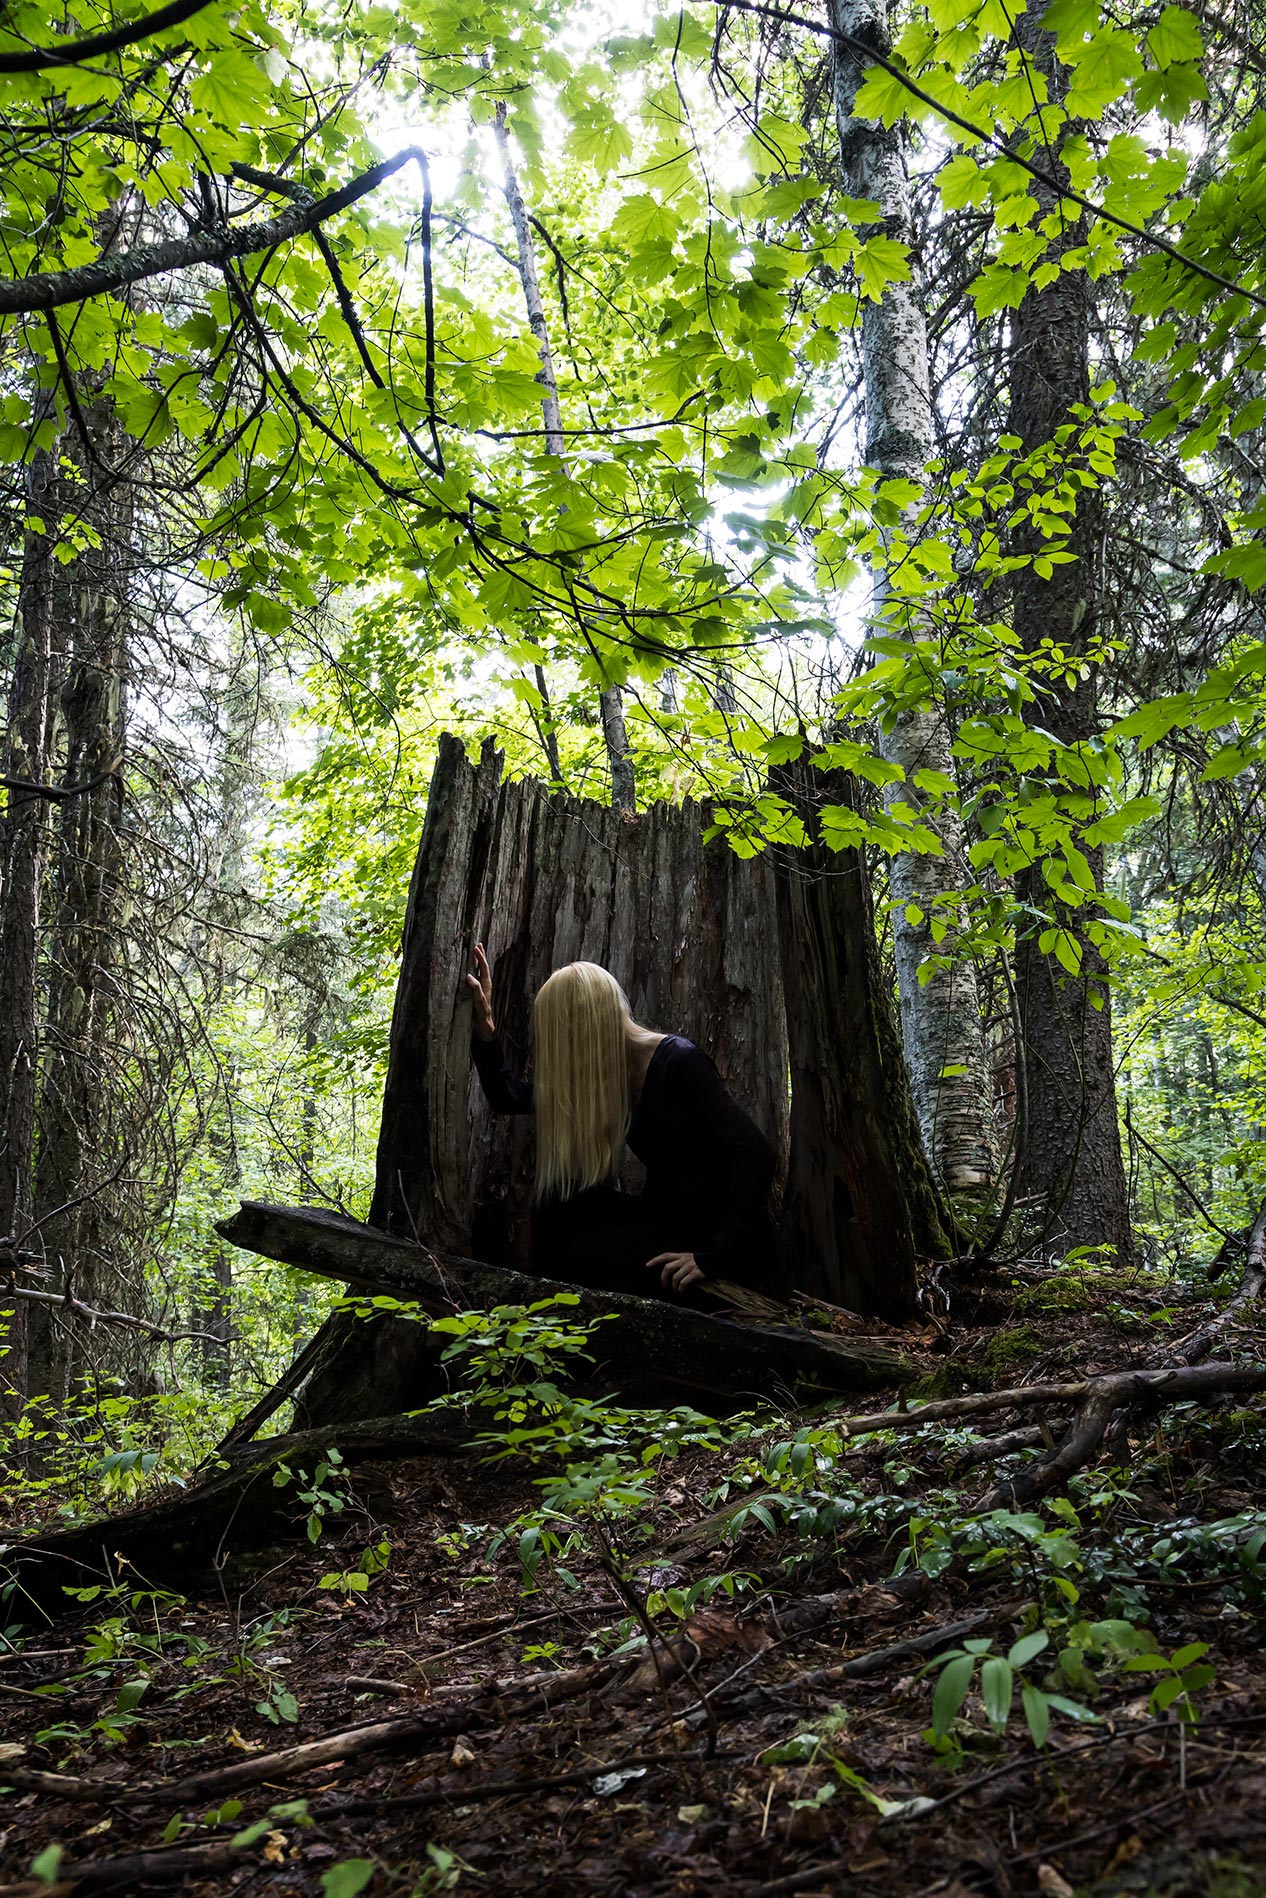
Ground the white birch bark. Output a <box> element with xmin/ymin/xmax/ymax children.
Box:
<box><xmin>830</xmin><ymin>0</ymin><xmax>996</xmax><ymax>1189</ymax></box>
<box><xmin>494</xmin><ymin>108</ymin><xmax>635</xmax><ymax>813</ymax></box>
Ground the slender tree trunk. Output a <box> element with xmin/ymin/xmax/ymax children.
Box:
<box><xmin>0</xmin><ymin>409</ymin><xmax>69</xmax><ymax>1408</ymax></box>
<box><xmin>828</xmin><ymin>0</ymin><xmax>996</xmax><ymax>1193</ymax></box>
<box><xmin>494</xmin><ymin>105</ymin><xmax>635</xmax><ymax>815</ymax></box>
<box><xmin>27</xmin><ymin>399</ymin><xmax>132</xmax><ymax>1401</ymax></box>
<box><xmin>1008</xmin><ymin>16</ymin><xmax>1132</xmax><ymax>1265</ymax></box>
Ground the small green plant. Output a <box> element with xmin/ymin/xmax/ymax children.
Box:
<box><xmin>1123</xmin><ymin>1639</ymin><xmax>1217</xmax><ymax>1725</ymax></box>
<box><xmin>270</xmin><ymin>1447</ymin><xmax>352</xmax><ymax>1543</ymax></box>
<box><xmin>30</xmin><ymin>1844</ymin><xmax>64</xmax><ymax>1887</ymax></box>
<box><xmin>926</xmin><ymin>1630</ymin><xmax>1097</xmax><ymax>1751</ymax></box>
<box><xmin>319</xmin><ymin>1539</ymin><xmax>391</xmax><ymax>1594</ymax></box>
<box><xmin>760</xmin><ymin>1716</ymin><xmax>934</xmax><ymax>1821</ymax></box>
<box><xmin>36</xmin><ymin>1570</ymin><xmax>213</xmax><ymax>1754</ymax></box>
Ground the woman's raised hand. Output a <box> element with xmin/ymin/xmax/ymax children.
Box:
<box><xmin>465</xmin><ymin>942</ymin><xmax>497</xmax><ymax>1042</ymax></box>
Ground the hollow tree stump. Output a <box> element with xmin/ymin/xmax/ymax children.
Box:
<box><xmin>269</xmin><ymin>737</ymin><xmax>947</xmax><ymax>1431</ymax></box>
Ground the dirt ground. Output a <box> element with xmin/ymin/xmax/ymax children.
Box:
<box><xmin>1</xmin><ymin>1266</ymin><xmax>1264</xmax><ymax>1897</ymax></box>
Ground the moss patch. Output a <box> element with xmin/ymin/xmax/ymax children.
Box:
<box><xmin>1011</xmin><ymin>1275</ymin><xmax>1092</xmax><ymax>1317</ymax></box>
<box><xmin>984</xmin><ymin>1325</ymin><xmax>1045</xmax><ymax>1372</ymax></box>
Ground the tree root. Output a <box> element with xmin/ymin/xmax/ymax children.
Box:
<box><xmin>979</xmin><ymin>1360</ymin><xmax>1266</xmax><ymax>1511</ymax></box>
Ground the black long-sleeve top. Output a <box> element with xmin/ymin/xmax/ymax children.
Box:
<box><xmin>470</xmin><ymin>1031</ymin><xmax>776</xmax><ymax>1284</ymax></box>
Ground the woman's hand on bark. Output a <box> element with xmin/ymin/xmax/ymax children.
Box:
<box><xmin>647</xmin><ymin>1251</ymin><xmax>705</xmax><ymax>1293</ymax></box>
<box><xmin>466</xmin><ymin>942</ymin><xmax>497</xmax><ymax>1041</ymax></box>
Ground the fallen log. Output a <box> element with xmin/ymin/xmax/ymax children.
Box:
<box><xmin>1</xmin><ymin>1412</ymin><xmax>474</xmax><ymax>1620</ymax></box>
<box><xmin>6</xmin><ymin>1653</ymin><xmax>623</xmax><ymax>1807</ymax></box>
<box><xmin>2</xmin><ymin>1840</ymin><xmax>249</xmax><ymax>1895</ymax></box>
<box><xmin>214</xmin><ymin>1199</ymin><xmax>915</xmax><ymax>1406</ymax></box>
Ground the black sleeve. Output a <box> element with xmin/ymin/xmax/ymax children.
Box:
<box><xmin>470</xmin><ymin>1033</ymin><xmax>534</xmax><ymax>1115</ymax></box>
<box><xmin>674</xmin><ymin>1049</ymin><xmax>776</xmax><ymax>1284</ymax></box>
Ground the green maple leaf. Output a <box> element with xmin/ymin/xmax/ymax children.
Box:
<box><xmin>1146</xmin><ymin>5</ymin><xmax>1204</xmax><ymax>66</ymax></box>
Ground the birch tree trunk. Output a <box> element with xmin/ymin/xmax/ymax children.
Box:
<box><xmin>494</xmin><ymin>106</ymin><xmax>635</xmax><ymax>815</ymax></box>
<box><xmin>829</xmin><ymin>0</ymin><xmax>996</xmax><ymax>1194</ymax></box>
<box><xmin>1008</xmin><ymin>14</ymin><xmax>1132</xmax><ymax>1266</ymax></box>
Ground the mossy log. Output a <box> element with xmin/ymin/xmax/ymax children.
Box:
<box><xmin>216</xmin><ymin>1199</ymin><xmax>914</xmax><ymax>1411</ymax></box>
<box><xmin>1</xmin><ymin>1412</ymin><xmax>474</xmax><ymax>1620</ymax></box>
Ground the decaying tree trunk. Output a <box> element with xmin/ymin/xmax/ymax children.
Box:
<box><xmin>297</xmin><ymin>734</ymin><xmax>790</xmax><ymax>1426</ymax></box>
<box><xmin>223</xmin><ymin>1197</ymin><xmax>912</xmax><ymax>1452</ymax></box>
<box><xmin>829</xmin><ymin>0</ymin><xmax>997</xmax><ymax>1196</ymax></box>
<box><xmin>776</xmin><ymin>769</ymin><xmax>951</xmax><ymax>1316</ymax></box>
<box><xmin>373</xmin><ymin>734</ymin><xmax>788</xmax><ymax>1254</ymax></box>
<box><xmin>221</xmin><ymin>1201</ymin><xmax>912</xmax><ymax>1392</ymax></box>
<box><xmin>266</xmin><ymin>730</ymin><xmax>961</xmax><ymax>1423</ymax></box>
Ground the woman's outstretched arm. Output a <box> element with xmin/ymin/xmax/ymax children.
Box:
<box><xmin>467</xmin><ymin>943</ymin><xmax>534</xmax><ymax>1114</ymax></box>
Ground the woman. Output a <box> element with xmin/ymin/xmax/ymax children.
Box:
<box><xmin>465</xmin><ymin>945</ymin><xmax>777</xmax><ymax>1300</ymax></box>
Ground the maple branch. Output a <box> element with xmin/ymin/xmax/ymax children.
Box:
<box><xmin>232</xmin><ymin>161</ymin><xmax>445</xmax><ymax>476</ymax></box>
<box><xmin>0</xmin><ymin>0</ymin><xmax>213</xmax><ymax>72</ymax></box>
<box><xmin>0</xmin><ymin>148</ymin><xmax>429</xmax><ymax>316</ymax></box>
<box><xmin>716</xmin><ymin>0</ymin><xmax>1266</xmax><ymax>316</ymax></box>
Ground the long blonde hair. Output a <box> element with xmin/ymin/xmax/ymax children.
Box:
<box><xmin>533</xmin><ymin>962</ymin><xmax>631</xmax><ymax>1201</ymax></box>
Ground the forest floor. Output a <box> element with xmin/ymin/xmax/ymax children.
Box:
<box><xmin>1</xmin><ymin>1263</ymin><xmax>1265</xmax><ymax>1898</ymax></box>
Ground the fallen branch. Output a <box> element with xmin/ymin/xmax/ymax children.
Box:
<box><xmin>693</xmin><ymin>1605</ymin><xmax>1021</xmax><ymax>1727</ymax></box>
<box><xmin>833</xmin><ymin>1360</ymin><xmax>1266</xmax><ymax>1440</ymax></box>
<box><xmin>218</xmin><ymin>1199</ymin><xmax>913</xmax><ymax>1401</ymax></box>
<box><xmin>980</xmin><ymin>1359</ymin><xmax>1266</xmax><ymax>1510</ymax></box>
<box><xmin>14</xmin><ymin>1839</ymin><xmax>246</xmax><ymax>1895</ymax></box>
<box><xmin>6</xmin><ymin>1654</ymin><xmax>621</xmax><ymax>1806</ymax></box>
<box><xmin>1166</xmin><ymin>1198</ymin><xmax>1266</xmax><ymax>1366</ymax></box>
<box><xmin>328</xmin><ymin>1746</ymin><xmax>742</xmax><ymax>1818</ymax></box>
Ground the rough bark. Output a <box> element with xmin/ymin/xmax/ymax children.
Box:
<box><xmin>1008</xmin><ymin>14</ymin><xmax>1132</xmax><ymax>1267</ymax></box>
<box><xmin>219</xmin><ymin>1200</ymin><xmax>913</xmax><ymax>1405</ymax></box>
<box><xmin>305</xmin><ymin>727</ymin><xmax>733</xmax><ymax>1427</ymax></box>
<box><xmin>829</xmin><ymin>0</ymin><xmax>997</xmax><ymax>1194</ymax></box>
<box><xmin>0</xmin><ymin>412</ymin><xmax>67</xmax><ymax>1410</ymax></box>
<box><xmin>775</xmin><ymin>767</ymin><xmax>951</xmax><ymax>1317</ymax></box>
<box><xmin>26</xmin><ymin>398</ymin><xmax>132</xmax><ymax>1402</ymax></box>
<box><xmin>304</xmin><ymin>731</ymin><xmax>954</xmax><ymax>1422</ymax></box>
<box><xmin>374</xmin><ymin>736</ymin><xmax>788</xmax><ymax>1255</ymax></box>
<box><xmin>0</xmin><ymin>150</ymin><xmax>432</xmax><ymax>317</ymax></box>
<box><xmin>494</xmin><ymin>105</ymin><xmax>634</xmax><ymax>814</ymax></box>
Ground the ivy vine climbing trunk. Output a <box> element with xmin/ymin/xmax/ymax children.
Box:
<box><xmin>494</xmin><ymin>104</ymin><xmax>635</xmax><ymax>814</ymax></box>
<box><xmin>1008</xmin><ymin>14</ymin><xmax>1132</xmax><ymax>1266</ymax></box>
<box><xmin>829</xmin><ymin>0</ymin><xmax>997</xmax><ymax>1195</ymax></box>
